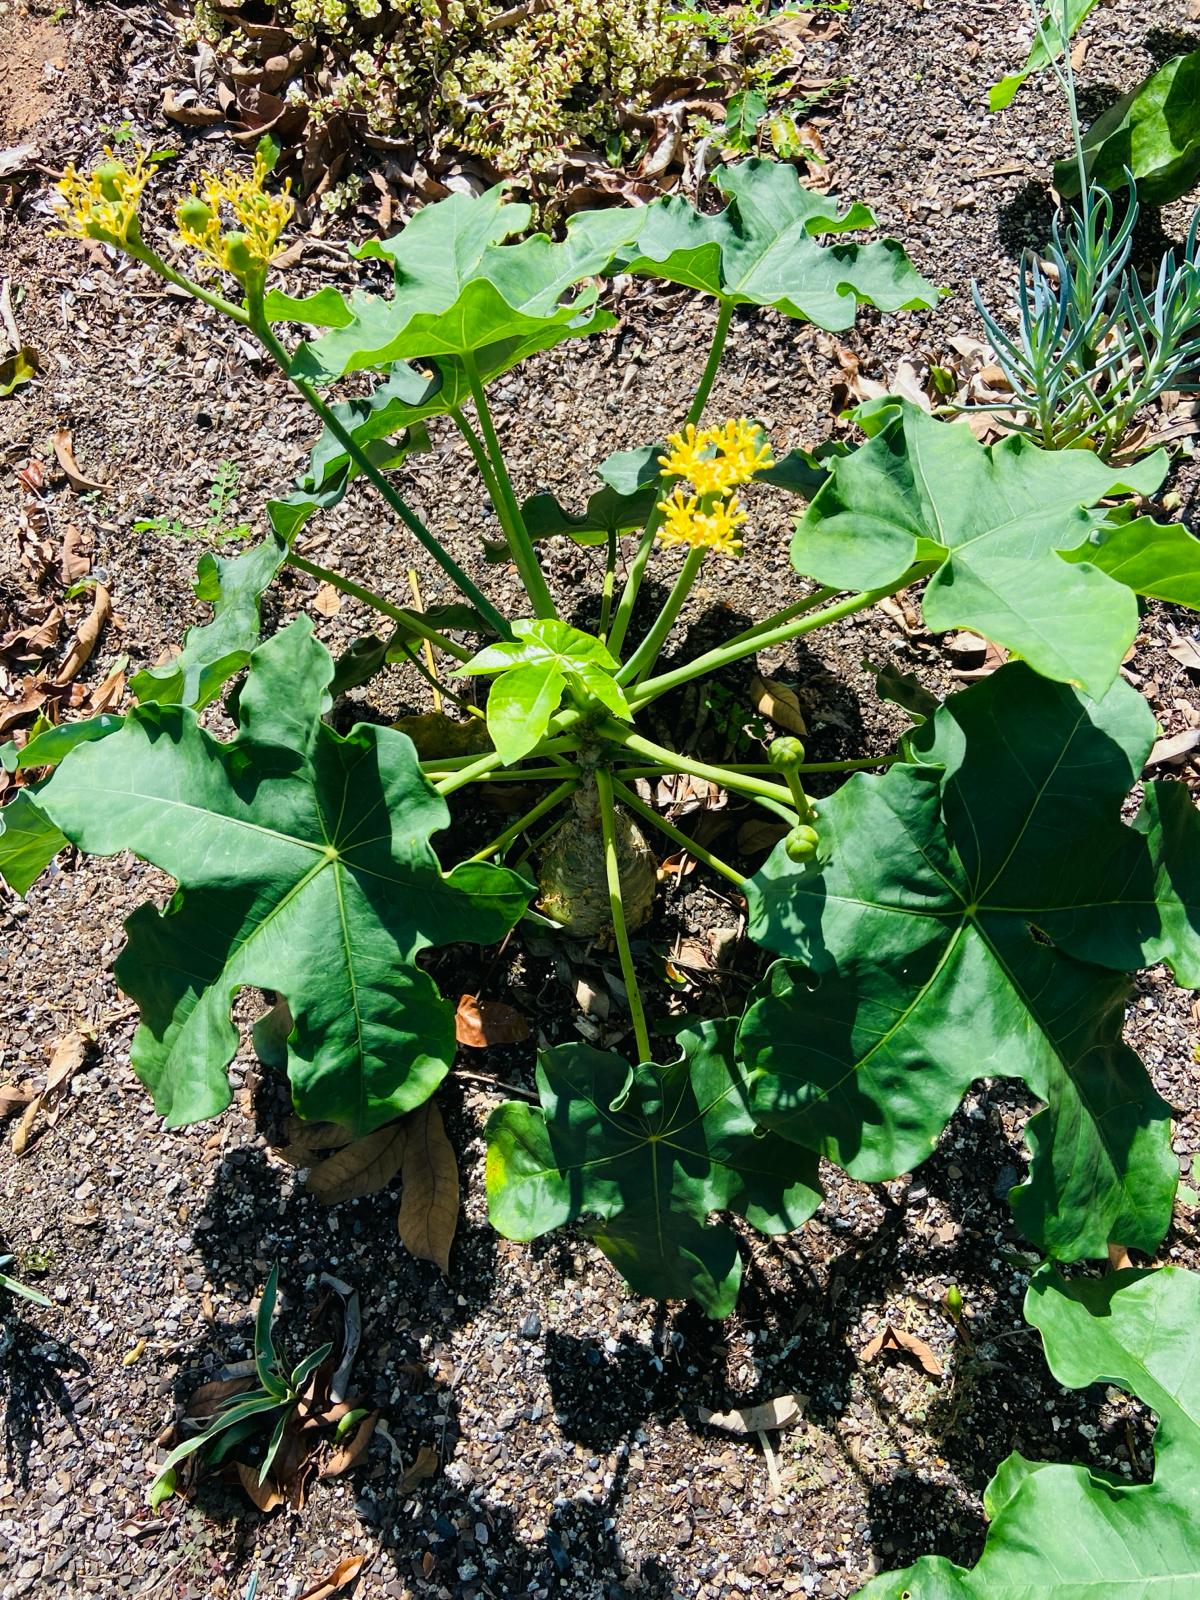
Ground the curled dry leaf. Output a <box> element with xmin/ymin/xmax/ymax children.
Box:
<box><xmin>397</xmin><ymin>1443</ymin><xmax>439</xmax><ymax>1492</ymax></box>
<box><xmin>277</xmin><ymin>1115</ymin><xmax>355</xmax><ymax>1164</ymax></box>
<box><xmin>0</xmin><ymin>678</ymin><xmax>47</xmax><ymax>736</ymax></box>
<box><xmin>454</xmin><ymin>993</ymin><xmax>530</xmax><ymax>1048</ymax></box>
<box><xmin>186</xmin><ymin>1376</ymin><xmax>254</xmax><ymax>1418</ymax></box>
<box><xmin>55</xmin><ymin>585</ymin><xmax>111</xmax><ymax>687</ymax></box>
<box><xmin>698</xmin><ymin>1394</ymin><xmax>806</xmax><ymax>1434</ymax></box>
<box><xmin>321</xmin><ymin>1410</ymin><xmax>378</xmax><ymax>1477</ymax></box>
<box><xmin>1148</xmin><ymin>729</ymin><xmax>1200</xmax><ymax>768</ymax></box>
<box><xmin>305</xmin><ymin>1122</ymin><xmax>408</xmax><ymax>1204</ymax></box>
<box><xmin>13</xmin><ymin>1030</ymin><xmax>88</xmax><ymax>1156</ymax></box>
<box><xmin>0</xmin><ymin>1083</ymin><xmax>32</xmax><ymax>1118</ymax></box>
<box><xmin>1167</xmin><ymin>637</ymin><xmax>1200</xmax><ymax>672</ymax></box>
<box><xmin>749</xmin><ymin>674</ymin><xmax>807</xmax><ymax>738</ymax></box>
<box><xmin>297</xmin><ymin>1555</ymin><xmax>367</xmax><ymax>1599</ymax></box>
<box><xmin>397</xmin><ymin>1100</ymin><xmax>458</xmax><ymax>1275</ymax></box>
<box><xmin>736</xmin><ymin>817</ymin><xmax>791</xmax><ymax>855</ymax></box>
<box><xmin>52</xmin><ymin>427</ymin><xmax>109</xmax><ymax>495</ymax></box>
<box><xmin>236</xmin><ymin>1461</ymin><xmax>284</xmax><ymax>1512</ymax></box>
<box><xmin>860</xmin><ymin>1323</ymin><xmax>943</xmax><ymax>1378</ymax></box>
<box><xmin>59</xmin><ymin>525</ymin><xmax>91</xmax><ymax>585</ymax></box>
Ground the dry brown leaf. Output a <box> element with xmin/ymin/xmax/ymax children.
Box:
<box><xmin>186</xmin><ymin>1376</ymin><xmax>254</xmax><ymax>1419</ymax></box>
<box><xmin>391</xmin><ymin>711</ymin><xmax>491</xmax><ymax>760</ymax></box>
<box><xmin>0</xmin><ymin>1083</ymin><xmax>32</xmax><ymax>1118</ymax></box>
<box><xmin>698</xmin><ymin>1394</ymin><xmax>805</xmax><ymax>1434</ymax></box>
<box><xmin>454</xmin><ymin>993</ymin><xmax>530</xmax><ymax>1048</ymax></box>
<box><xmin>14</xmin><ymin>459</ymin><xmax>45</xmax><ymax>494</ymax></box>
<box><xmin>321</xmin><ymin>1410</ymin><xmax>379</xmax><ymax>1477</ymax></box>
<box><xmin>1147</xmin><ymin>728</ymin><xmax>1200</xmax><ymax>767</ymax></box>
<box><xmin>1108</xmin><ymin>1242</ymin><xmax>1134</xmax><ymax>1271</ymax></box>
<box><xmin>297</xmin><ymin>1555</ymin><xmax>367</xmax><ymax>1599</ymax></box>
<box><xmin>397</xmin><ymin>1100</ymin><xmax>458</xmax><ymax>1275</ymax></box>
<box><xmin>750</xmin><ymin>674</ymin><xmax>807</xmax><ymax>737</ymax></box>
<box><xmin>656</xmin><ymin>849</ymin><xmax>696</xmax><ymax>880</ymax></box>
<box><xmin>312</xmin><ymin>582</ymin><xmax>343</xmax><ymax>617</ymax></box>
<box><xmin>80</xmin><ymin>662</ymin><xmax>126</xmax><ymax>715</ymax></box>
<box><xmin>13</xmin><ymin>1031</ymin><xmax>88</xmax><ymax>1156</ymax></box>
<box><xmin>860</xmin><ymin>1323</ymin><xmax>943</xmax><ymax>1377</ymax></box>
<box><xmin>736</xmin><ymin>817</ymin><xmax>791</xmax><ymax>855</ymax></box>
<box><xmin>162</xmin><ymin>88</ymin><xmax>225</xmax><ymax>126</ymax></box>
<box><xmin>306</xmin><ymin>1123</ymin><xmax>408</xmax><ymax>1204</ymax></box>
<box><xmin>397</xmin><ymin>1444</ymin><xmax>439</xmax><ymax>1491</ymax></box>
<box><xmin>55</xmin><ymin>585</ymin><xmax>111</xmax><ymax>687</ymax></box>
<box><xmin>0</xmin><ymin>678</ymin><xmax>47</xmax><ymax>736</ymax></box>
<box><xmin>3</xmin><ymin>609</ymin><xmax>63</xmax><ymax>659</ymax></box>
<box><xmin>52</xmin><ymin>427</ymin><xmax>109</xmax><ymax>495</ymax></box>
<box><xmin>59</xmin><ymin>525</ymin><xmax>91</xmax><ymax>585</ymax></box>
<box><xmin>1168</xmin><ymin>637</ymin><xmax>1200</xmax><ymax>673</ymax></box>
<box><xmin>236</xmin><ymin>1461</ymin><xmax>284</xmax><ymax>1511</ymax></box>
<box><xmin>280</xmin><ymin>1116</ymin><xmax>355</xmax><ymax>1153</ymax></box>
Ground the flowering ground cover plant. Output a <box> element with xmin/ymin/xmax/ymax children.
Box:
<box><xmin>5</xmin><ymin>125</ymin><xmax>1200</xmax><ymax>1344</ymax></box>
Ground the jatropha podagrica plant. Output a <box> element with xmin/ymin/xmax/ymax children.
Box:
<box><xmin>6</xmin><ymin>131</ymin><xmax>1200</xmax><ymax>1321</ymax></box>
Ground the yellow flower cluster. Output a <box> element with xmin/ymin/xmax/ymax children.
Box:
<box><xmin>656</xmin><ymin>418</ymin><xmax>771</xmax><ymax>558</ymax></box>
<box><xmin>55</xmin><ymin>146</ymin><xmax>153</xmax><ymax>247</ymax></box>
<box><xmin>659</xmin><ymin>418</ymin><xmax>773</xmax><ymax>496</ymax></box>
<box><xmin>657</xmin><ymin>488</ymin><xmax>747</xmax><ymax>559</ymax></box>
<box><xmin>176</xmin><ymin>149</ymin><xmax>294</xmax><ymax>280</ymax></box>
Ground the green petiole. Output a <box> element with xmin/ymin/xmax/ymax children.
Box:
<box><xmin>467</xmin><ymin>780</ymin><xmax>579</xmax><ymax>862</ymax></box>
<box><xmin>596</xmin><ymin>768</ymin><xmax>652</xmax><ymax>1063</ymax></box>
<box><xmin>610</xmin><ymin>779</ymin><xmax>745</xmax><ymax>888</ymax></box>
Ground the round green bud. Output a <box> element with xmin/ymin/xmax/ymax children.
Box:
<box><xmin>222</xmin><ymin>232</ymin><xmax>256</xmax><ymax>276</ymax></box>
<box><xmin>94</xmin><ymin>161</ymin><xmax>126</xmax><ymax>202</ymax></box>
<box><xmin>784</xmin><ymin>824</ymin><xmax>819</xmax><ymax>863</ymax></box>
<box><xmin>177</xmin><ymin>196</ymin><xmax>213</xmax><ymax>234</ymax></box>
<box><xmin>768</xmin><ymin>736</ymin><xmax>806</xmax><ymax>769</ymax></box>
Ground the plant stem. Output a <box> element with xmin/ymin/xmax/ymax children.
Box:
<box><xmin>611</xmin><ymin>779</ymin><xmax>745</xmax><ymax>888</ymax></box>
<box><xmin>462</xmin><ymin>354</ymin><xmax>557</xmax><ymax>621</ymax></box>
<box><xmin>629</xmin><ymin>568</ymin><xmax>935</xmax><ymax>708</ymax></box>
<box><xmin>716</xmin><ymin>587</ymin><xmax>840</xmax><ymax>653</ymax></box>
<box><xmin>602</xmin><ymin>724</ymin><xmax>796</xmax><ymax>812</ymax></box>
<box><xmin>598</xmin><ymin>527</ymin><xmax>619</xmax><ymax>642</ymax></box>
<box><xmin>434</xmin><ymin>751</ymin><xmax>506</xmax><ymax>794</ymax></box>
<box><xmin>467</xmin><ymin>780</ymin><xmax>578</xmax><ymax>862</ymax></box>
<box><xmin>285</xmin><ymin>552</ymin><xmax>473</xmax><ymax>662</ymax></box>
<box><xmin>248</xmin><ymin>311</ymin><xmax>512</xmax><ymax>639</ymax></box>
<box><xmin>616</xmin><ymin>546</ymin><xmax>706</xmax><ymax>686</ymax></box>
<box><xmin>606</xmin><ymin>300</ymin><xmax>734</xmax><ymax>657</ymax></box>
<box><xmin>127</xmin><ymin>242</ymin><xmax>251</xmax><ymax>325</ymax></box>
<box><xmin>450</xmin><ymin>408</ymin><xmax>506</xmax><ymax>508</ymax></box>
<box><xmin>420</xmin><ymin>735</ymin><xmax>579</xmax><ymax>772</ymax></box>
<box><xmin>614</xmin><ymin>753</ymin><xmax>899</xmax><ymax>778</ymax></box>
<box><xmin>428</xmin><ymin>766</ymin><xmax>581</xmax><ymax>785</ymax></box>
<box><xmin>595</xmin><ymin>768</ymin><xmax>652</xmax><ymax>1063</ymax></box>
<box><xmin>394</xmin><ymin>642</ymin><xmax>476</xmax><ymax>712</ymax></box>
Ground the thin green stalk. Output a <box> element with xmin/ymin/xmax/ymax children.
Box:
<box><xmin>595</xmin><ymin>769</ymin><xmax>651</xmax><ymax>1063</ymax></box>
<box><xmin>607</xmin><ymin>300</ymin><xmax>734</xmax><ymax>657</ymax></box>
<box><xmin>616</xmin><ymin>546</ymin><xmax>706</xmax><ymax>686</ymax></box>
<box><xmin>598</xmin><ymin>527</ymin><xmax>619</xmax><ymax>642</ymax></box>
<box><xmin>611</xmin><ymin>779</ymin><xmax>745</xmax><ymax>888</ymax></box>
<box><xmin>434</xmin><ymin>751</ymin><xmax>506</xmax><ymax>794</ymax></box>
<box><xmin>467</xmin><ymin>780</ymin><xmax>578</xmax><ymax>862</ymax></box>
<box><xmin>420</xmin><ymin>735</ymin><xmax>579</xmax><ymax>772</ymax></box>
<box><xmin>450</xmin><ymin>408</ymin><xmax>506</xmax><ymax>508</ymax></box>
<box><xmin>462</xmin><ymin>354</ymin><xmax>556</xmax><ymax>621</ymax></box>
<box><xmin>629</xmin><ymin>568</ymin><xmax>936</xmax><ymax>709</ymax></box>
<box><xmin>248</xmin><ymin>311</ymin><xmax>512</xmax><ymax>639</ymax></box>
<box><xmin>602</xmin><ymin>724</ymin><xmax>796</xmax><ymax>812</ymax></box>
<box><xmin>127</xmin><ymin>242</ymin><xmax>251</xmax><ymax>325</ymax></box>
<box><xmin>513</xmin><ymin>812</ymin><xmax>569</xmax><ymax>870</ymax></box>
<box><xmin>393</xmin><ymin>642</ymin><xmax>476</xmax><ymax>711</ymax></box>
<box><xmin>716</xmin><ymin>587</ymin><xmax>840</xmax><ymax>653</ymax></box>
<box><xmin>286</xmin><ymin>552</ymin><xmax>473</xmax><ymax>662</ymax></box>
<box><xmin>614</xmin><ymin>754</ymin><xmax>899</xmax><ymax>778</ymax></box>
<box><xmin>429</xmin><ymin>765</ymin><xmax>581</xmax><ymax>785</ymax></box>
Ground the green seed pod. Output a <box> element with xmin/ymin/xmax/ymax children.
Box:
<box><xmin>768</xmin><ymin>736</ymin><xmax>806</xmax><ymax>769</ymax></box>
<box><xmin>784</xmin><ymin>824</ymin><xmax>819</xmax><ymax>863</ymax></box>
<box><xmin>222</xmin><ymin>232</ymin><xmax>255</xmax><ymax>276</ymax></box>
<box><xmin>945</xmin><ymin>1283</ymin><xmax>964</xmax><ymax>1318</ymax></box>
<box><xmin>94</xmin><ymin>161</ymin><xmax>126</xmax><ymax>202</ymax></box>
<box><xmin>177</xmin><ymin>196</ymin><xmax>213</xmax><ymax>234</ymax></box>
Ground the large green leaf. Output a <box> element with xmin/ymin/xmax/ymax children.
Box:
<box><xmin>0</xmin><ymin>791</ymin><xmax>68</xmax><ymax>895</ymax></box>
<box><xmin>519</xmin><ymin>445</ymin><xmax>662</xmax><ymax>550</ymax></box>
<box><xmin>791</xmin><ymin>402</ymin><xmax>1168</xmax><ymax>696</ymax></box>
<box><xmin>35</xmin><ymin>619</ymin><xmax>532</xmax><ymax>1132</ymax></box>
<box><xmin>989</xmin><ymin>0</ymin><xmax>1102</xmax><ymax>112</ymax></box>
<box><xmin>485</xmin><ymin>1020</ymin><xmax>821</xmax><ymax>1317</ymax></box>
<box><xmin>857</xmin><ymin>1263</ymin><xmax>1200</xmax><ymax>1598</ymax></box>
<box><xmin>741</xmin><ymin>663</ymin><xmax>1198</xmax><ymax>1259</ymax></box>
<box><xmin>1062</xmin><ymin>514</ymin><xmax>1200</xmax><ymax>608</ymax></box>
<box><xmin>609</xmin><ymin>160</ymin><xmax>938</xmax><ymax>328</ymax></box>
<box><xmin>131</xmin><ymin>534</ymin><xmax>287</xmax><ymax>710</ymax></box>
<box><xmin>291</xmin><ymin>187</ymin><xmax>634</xmax><ymax>384</ymax></box>
<box><xmin>1055</xmin><ymin>50</ymin><xmax>1200</xmax><ymax>205</ymax></box>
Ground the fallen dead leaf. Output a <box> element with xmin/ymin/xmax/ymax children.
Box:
<box><xmin>736</xmin><ymin>817</ymin><xmax>791</xmax><ymax>855</ymax></box>
<box><xmin>321</xmin><ymin>1410</ymin><xmax>378</xmax><ymax>1477</ymax></box>
<box><xmin>1147</xmin><ymin>728</ymin><xmax>1200</xmax><ymax>767</ymax></box>
<box><xmin>55</xmin><ymin>585</ymin><xmax>111</xmax><ymax>687</ymax></box>
<box><xmin>297</xmin><ymin>1555</ymin><xmax>367</xmax><ymax>1599</ymax></box>
<box><xmin>397</xmin><ymin>1100</ymin><xmax>458</xmax><ymax>1275</ymax></box>
<box><xmin>78</xmin><ymin>661</ymin><xmax>126</xmax><ymax>715</ymax></box>
<box><xmin>0</xmin><ymin>1083</ymin><xmax>32</xmax><ymax>1118</ymax></box>
<box><xmin>860</xmin><ymin>1323</ymin><xmax>943</xmax><ymax>1378</ymax></box>
<box><xmin>279</xmin><ymin>1115</ymin><xmax>355</xmax><ymax>1155</ymax></box>
<box><xmin>454</xmin><ymin>993</ymin><xmax>530</xmax><ymax>1048</ymax></box>
<box><xmin>312</xmin><ymin>581</ymin><xmax>343</xmax><ymax>617</ymax></box>
<box><xmin>1168</xmin><ymin>637</ymin><xmax>1200</xmax><ymax>673</ymax></box>
<box><xmin>0</xmin><ymin>678</ymin><xmax>47</xmax><ymax>736</ymax></box>
<box><xmin>236</xmin><ymin>1461</ymin><xmax>284</xmax><ymax>1512</ymax></box>
<box><xmin>397</xmin><ymin>1444</ymin><xmax>439</xmax><ymax>1491</ymax></box>
<box><xmin>306</xmin><ymin>1123</ymin><xmax>408</xmax><ymax>1204</ymax></box>
<box><xmin>13</xmin><ymin>1031</ymin><xmax>88</xmax><ymax>1156</ymax></box>
<box><xmin>59</xmin><ymin>525</ymin><xmax>91</xmax><ymax>585</ymax></box>
<box><xmin>0</xmin><ymin>144</ymin><xmax>38</xmax><ymax>179</ymax></box>
<box><xmin>749</xmin><ymin>674</ymin><xmax>807</xmax><ymax>737</ymax></box>
<box><xmin>1108</xmin><ymin>1242</ymin><xmax>1134</xmax><ymax>1271</ymax></box>
<box><xmin>52</xmin><ymin>427</ymin><xmax>109</xmax><ymax>494</ymax></box>
<box><xmin>698</xmin><ymin>1394</ymin><xmax>806</xmax><ymax>1434</ymax></box>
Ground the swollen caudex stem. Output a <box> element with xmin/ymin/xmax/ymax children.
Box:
<box><xmin>537</xmin><ymin>774</ymin><xmax>656</xmax><ymax>939</ymax></box>
<box><xmin>768</xmin><ymin>737</ymin><xmax>821</xmax><ymax>863</ymax></box>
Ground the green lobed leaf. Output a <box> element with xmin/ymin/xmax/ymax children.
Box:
<box><xmin>791</xmin><ymin>402</ymin><xmax>1168</xmax><ymax>697</ymax></box>
<box><xmin>35</xmin><ymin>618</ymin><xmax>532</xmax><ymax>1133</ymax></box>
<box><xmin>857</xmin><ymin>1262</ymin><xmax>1200</xmax><ymax>1597</ymax></box>
<box><xmin>988</xmin><ymin>0</ymin><xmax>1103</xmax><ymax>112</ymax></box>
<box><xmin>1062</xmin><ymin>514</ymin><xmax>1200</xmax><ymax>608</ymax></box>
<box><xmin>131</xmin><ymin>533</ymin><xmax>288</xmax><ymax>710</ymax></box>
<box><xmin>485</xmin><ymin>661</ymin><xmax>566</xmax><ymax>764</ymax></box>
<box><xmin>485</xmin><ymin>1020</ymin><xmax>822</xmax><ymax>1317</ymax></box>
<box><xmin>741</xmin><ymin>662</ymin><xmax>1198</xmax><ymax>1260</ymax></box>
<box><xmin>610</xmin><ymin>159</ymin><xmax>938</xmax><ymax>328</ymax></box>
<box><xmin>291</xmin><ymin>186</ymin><xmax>635</xmax><ymax>384</ymax></box>
<box><xmin>1055</xmin><ymin>49</ymin><xmax>1200</xmax><ymax>205</ymax></box>
<box><xmin>0</xmin><ymin>791</ymin><xmax>69</xmax><ymax>895</ymax></box>
<box><xmin>519</xmin><ymin>446</ymin><xmax>663</xmax><ymax>549</ymax></box>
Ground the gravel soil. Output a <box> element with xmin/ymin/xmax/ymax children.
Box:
<box><xmin>0</xmin><ymin>2</ymin><xmax>1198</xmax><ymax>1597</ymax></box>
